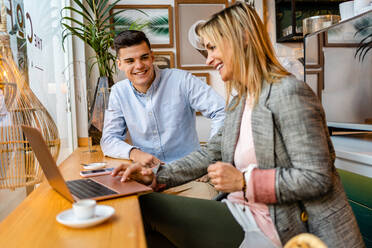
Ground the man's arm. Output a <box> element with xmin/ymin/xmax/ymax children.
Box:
<box><xmin>183</xmin><ymin>72</ymin><xmax>225</xmax><ymax>139</ymax></box>
<box><xmin>129</xmin><ymin>148</ymin><xmax>162</xmax><ymax>167</ymax></box>
<box><xmin>100</xmin><ymin>87</ymin><xmax>162</xmax><ymax>166</ymax></box>
<box><xmin>100</xmin><ymin>89</ymin><xmax>134</xmax><ymax>159</ymax></box>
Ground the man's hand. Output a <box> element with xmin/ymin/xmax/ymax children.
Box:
<box><xmin>195</xmin><ymin>174</ymin><xmax>210</xmax><ymax>183</ymax></box>
<box><xmin>207</xmin><ymin>162</ymin><xmax>244</xmax><ymax>192</ymax></box>
<box><xmin>129</xmin><ymin>149</ymin><xmax>162</xmax><ymax>167</ymax></box>
<box><xmin>111</xmin><ymin>163</ymin><xmax>154</xmax><ymax>185</ymax></box>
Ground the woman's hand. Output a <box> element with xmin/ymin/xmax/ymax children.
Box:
<box><xmin>207</xmin><ymin>162</ymin><xmax>244</xmax><ymax>192</ymax></box>
<box><xmin>111</xmin><ymin>162</ymin><xmax>154</xmax><ymax>185</ymax></box>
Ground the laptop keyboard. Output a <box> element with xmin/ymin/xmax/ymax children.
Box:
<box><xmin>66</xmin><ymin>179</ymin><xmax>117</xmax><ymax>199</ymax></box>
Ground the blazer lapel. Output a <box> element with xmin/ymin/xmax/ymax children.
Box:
<box><xmin>223</xmin><ymin>96</ymin><xmax>245</xmax><ymax>164</ymax></box>
<box><xmin>252</xmin><ymin>82</ymin><xmax>275</xmax><ymax>169</ymax></box>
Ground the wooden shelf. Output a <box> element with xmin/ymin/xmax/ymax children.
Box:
<box><xmin>275</xmin><ymin>0</ymin><xmax>345</xmax><ymax>43</ymax></box>
<box><xmin>277</xmin><ymin>33</ymin><xmax>304</xmax><ymax>42</ymax></box>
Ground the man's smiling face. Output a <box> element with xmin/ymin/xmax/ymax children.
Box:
<box><xmin>117</xmin><ymin>41</ymin><xmax>155</xmax><ymax>93</ymax></box>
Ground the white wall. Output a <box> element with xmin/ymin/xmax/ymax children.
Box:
<box><xmin>78</xmin><ymin>0</ymin><xmax>300</xmax><ymax>142</ymax></box>
<box><xmin>72</xmin><ymin>1</ymin><xmax>89</xmax><ymax>139</ymax></box>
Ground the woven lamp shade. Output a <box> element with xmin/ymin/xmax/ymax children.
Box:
<box><xmin>0</xmin><ymin>51</ymin><xmax>60</xmax><ymax>190</ymax></box>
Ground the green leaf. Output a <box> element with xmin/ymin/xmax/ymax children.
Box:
<box><xmin>353</xmin><ymin>17</ymin><xmax>372</xmax><ymax>62</ymax></box>
<box><xmin>61</xmin><ymin>6</ymin><xmax>93</xmax><ymax>24</ymax></box>
<box><xmin>97</xmin><ymin>0</ymin><xmax>110</xmax><ymax>14</ymax></box>
<box><xmin>61</xmin><ymin>16</ymin><xmax>89</xmax><ymax>31</ymax></box>
<box><xmin>113</xmin><ymin>16</ymin><xmax>134</xmax><ymax>30</ymax></box>
<box><xmin>147</xmin><ymin>16</ymin><xmax>169</xmax><ymax>36</ymax></box>
<box><xmin>98</xmin><ymin>8</ymin><xmax>130</xmax><ymax>29</ymax></box>
<box><xmin>65</xmin><ymin>0</ymin><xmax>94</xmax><ymax>22</ymax></box>
<box><xmin>85</xmin><ymin>0</ymin><xmax>95</xmax><ymax>13</ymax></box>
<box><xmin>98</xmin><ymin>0</ymin><xmax>123</xmax><ymax>20</ymax></box>
<box><xmin>60</xmin><ymin>0</ymin><xmax>145</xmax><ymax>78</ymax></box>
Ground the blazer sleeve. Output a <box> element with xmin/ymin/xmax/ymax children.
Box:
<box><xmin>257</xmin><ymin>77</ymin><xmax>334</xmax><ymax>204</ymax></box>
<box><xmin>156</xmin><ymin>126</ymin><xmax>224</xmax><ymax>188</ymax></box>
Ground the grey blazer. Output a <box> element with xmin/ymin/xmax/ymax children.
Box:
<box><xmin>157</xmin><ymin>76</ymin><xmax>364</xmax><ymax>247</ymax></box>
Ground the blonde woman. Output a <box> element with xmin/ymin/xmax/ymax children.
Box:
<box><xmin>112</xmin><ymin>2</ymin><xmax>364</xmax><ymax>247</ymax></box>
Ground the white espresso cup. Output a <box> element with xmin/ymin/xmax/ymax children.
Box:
<box><xmin>340</xmin><ymin>1</ymin><xmax>355</xmax><ymax>20</ymax></box>
<box><xmin>72</xmin><ymin>199</ymin><xmax>96</xmax><ymax>219</ymax></box>
<box><xmin>354</xmin><ymin>0</ymin><xmax>370</xmax><ymax>15</ymax></box>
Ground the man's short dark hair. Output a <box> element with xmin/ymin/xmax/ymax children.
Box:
<box><xmin>114</xmin><ymin>30</ymin><xmax>151</xmax><ymax>55</ymax></box>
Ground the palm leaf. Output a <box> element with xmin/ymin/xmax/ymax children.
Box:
<box><xmin>61</xmin><ymin>8</ymin><xmax>93</xmax><ymax>26</ymax></box>
<box><xmin>99</xmin><ymin>8</ymin><xmax>131</xmax><ymax>29</ymax></box>
<box><xmin>129</xmin><ymin>21</ymin><xmax>148</xmax><ymax>31</ymax></box>
<box><xmin>355</xmin><ymin>34</ymin><xmax>372</xmax><ymax>61</ymax></box>
<box><xmin>354</xmin><ymin>17</ymin><xmax>372</xmax><ymax>62</ymax></box>
<box><xmin>361</xmin><ymin>45</ymin><xmax>372</xmax><ymax>61</ymax></box>
<box><xmin>68</xmin><ymin>0</ymin><xmax>94</xmax><ymax>22</ymax></box>
<box><xmin>113</xmin><ymin>16</ymin><xmax>134</xmax><ymax>30</ymax></box>
<box><xmin>61</xmin><ymin>24</ymin><xmax>87</xmax><ymax>47</ymax></box>
<box><xmin>353</xmin><ymin>17</ymin><xmax>371</xmax><ymax>37</ymax></box>
<box><xmin>147</xmin><ymin>16</ymin><xmax>169</xmax><ymax>36</ymax></box>
<box><xmin>61</xmin><ymin>16</ymin><xmax>89</xmax><ymax>31</ymax></box>
<box><xmin>85</xmin><ymin>0</ymin><xmax>95</xmax><ymax>14</ymax></box>
<box><xmin>98</xmin><ymin>0</ymin><xmax>122</xmax><ymax>20</ymax></box>
<box><xmin>60</xmin><ymin>0</ymin><xmax>144</xmax><ymax>79</ymax></box>
<box><xmin>97</xmin><ymin>0</ymin><xmax>110</xmax><ymax>14</ymax></box>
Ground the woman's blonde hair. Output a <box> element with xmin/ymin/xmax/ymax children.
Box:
<box><xmin>198</xmin><ymin>1</ymin><xmax>289</xmax><ymax>109</ymax></box>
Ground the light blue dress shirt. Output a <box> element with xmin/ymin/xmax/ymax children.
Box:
<box><xmin>100</xmin><ymin>67</ymin><xmax>225</xmax><ymax>163</ymax></box>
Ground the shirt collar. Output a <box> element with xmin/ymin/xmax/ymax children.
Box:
<box><xmin>129</xmin><ymin>66</ymin><xmax>161</xmax><ymax>97</ymax></box>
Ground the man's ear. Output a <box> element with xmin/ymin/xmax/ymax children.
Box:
<box><xmin>150</xmin><ymin>50</ymin><xmax>155</xmax><ymax>61</ymax></box>
<box><xmin>116</xmin><ymin>58</ymin><xmax>122</xmax><ymax>69</ymax></box>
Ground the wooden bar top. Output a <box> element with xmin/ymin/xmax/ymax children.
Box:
<box><xmin>0</xmin><ymin>147</ymin><xmax>147</xmax><ymax>248</ymax></box>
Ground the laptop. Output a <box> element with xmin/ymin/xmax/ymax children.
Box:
<box><xmin>21</xmin><ymin>125</ymin><xmax>152</xmax><ymax>202</ymax></box>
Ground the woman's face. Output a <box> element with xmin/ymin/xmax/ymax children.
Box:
<box><xmin>204</xmin><ymin>37</ymin><xmax>233</xmax><ymax>82</ymax></box>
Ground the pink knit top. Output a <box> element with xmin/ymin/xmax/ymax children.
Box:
<box><xmin>228</xmin><ymin>97</ymin><xmax>282</xmax><ymax>247</ymax></box>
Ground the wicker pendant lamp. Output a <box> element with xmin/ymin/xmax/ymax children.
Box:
<box><xmin>0</xmin><ymin>1</ymin><xmax>60</xmax><ymax>190</ymax></box>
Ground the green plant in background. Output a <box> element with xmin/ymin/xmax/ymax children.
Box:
<box><xmin>113</xmin><ymin>16</ymin><xmax>148</xmax><ymax>35</ymax></box>
<box><xmin>60</xmin><ymin>0</ymin><xmax>130</xmax><ymax>83</ymax></box>
<box><xmin>60</xmin><ymin>0</ymin><xmax>145</xmax><ymax>141</ymax></box>
<box><xmin>113</xmin><ymin>14</ymin><xmax>170</xmax><ymax>38</ymax></box>
<box><xmin>147</xmin><ymin>16</ymin><xmax>169</xmax><ymax>36</ymax></box>
<box><xmin>354</xmin><ymin>16</ymin><xmax>372</xmax><ymax>62</ymax></box>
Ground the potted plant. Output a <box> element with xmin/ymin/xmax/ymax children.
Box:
<box><xmin>60</xmin><ymin>0</ymin><xmax>139</xmax><ymax>142</ymax></box>
<box><xmin>61</xmin><ymin>0</ymin><xmax>125</xmax><ymax>84</ymax></box>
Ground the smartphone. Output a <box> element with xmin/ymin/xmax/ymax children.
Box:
<box><xmin>80</xmin><ymin>167</ymin><xmax>115</xmax><ymax>178</ymax></box>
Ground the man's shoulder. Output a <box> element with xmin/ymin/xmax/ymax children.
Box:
<box><xmin>159</xmin><ymin>68</ymin><xmax>194</xmax><ymax>89</ymax></box>
<box><xmin>160</xmin><ymin>68</ymin><xmax>189</xmax><ymax>78</ymax></box>
<box><xmin>160</xmin><ymin>68</ymin><xmax>207</xmax><ymax>88</ymax></box>
<box><xmin>111</xmin><ymin>79</ymin><xmax>131</xmax><ymax>91</ymax></box>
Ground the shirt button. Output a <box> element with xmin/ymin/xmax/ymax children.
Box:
<box><xmin>153</xmin><ymin>130</ymin><xmax>157</xmax><ymax>134</ymax></box>
<box><xmin>148</xmin><ymin>112</ymin><xmax>152</xmax><ymax>116</ymax></box>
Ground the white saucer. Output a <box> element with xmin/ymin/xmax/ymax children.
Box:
<box><xmin>56</xmin><ymin>205</ymin><xmax>115</xmax><ymax>228</ymax></box>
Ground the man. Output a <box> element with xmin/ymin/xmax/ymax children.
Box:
<box><xmin>101</xmin><ymin>30</ymin><xmax>225</xmax><ymax>168</ymax></box>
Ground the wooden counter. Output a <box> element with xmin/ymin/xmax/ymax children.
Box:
<box><xmin>0</xmin><ymin>147</ymin><xmax>147</xmax><ymax>248</ymax></box>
